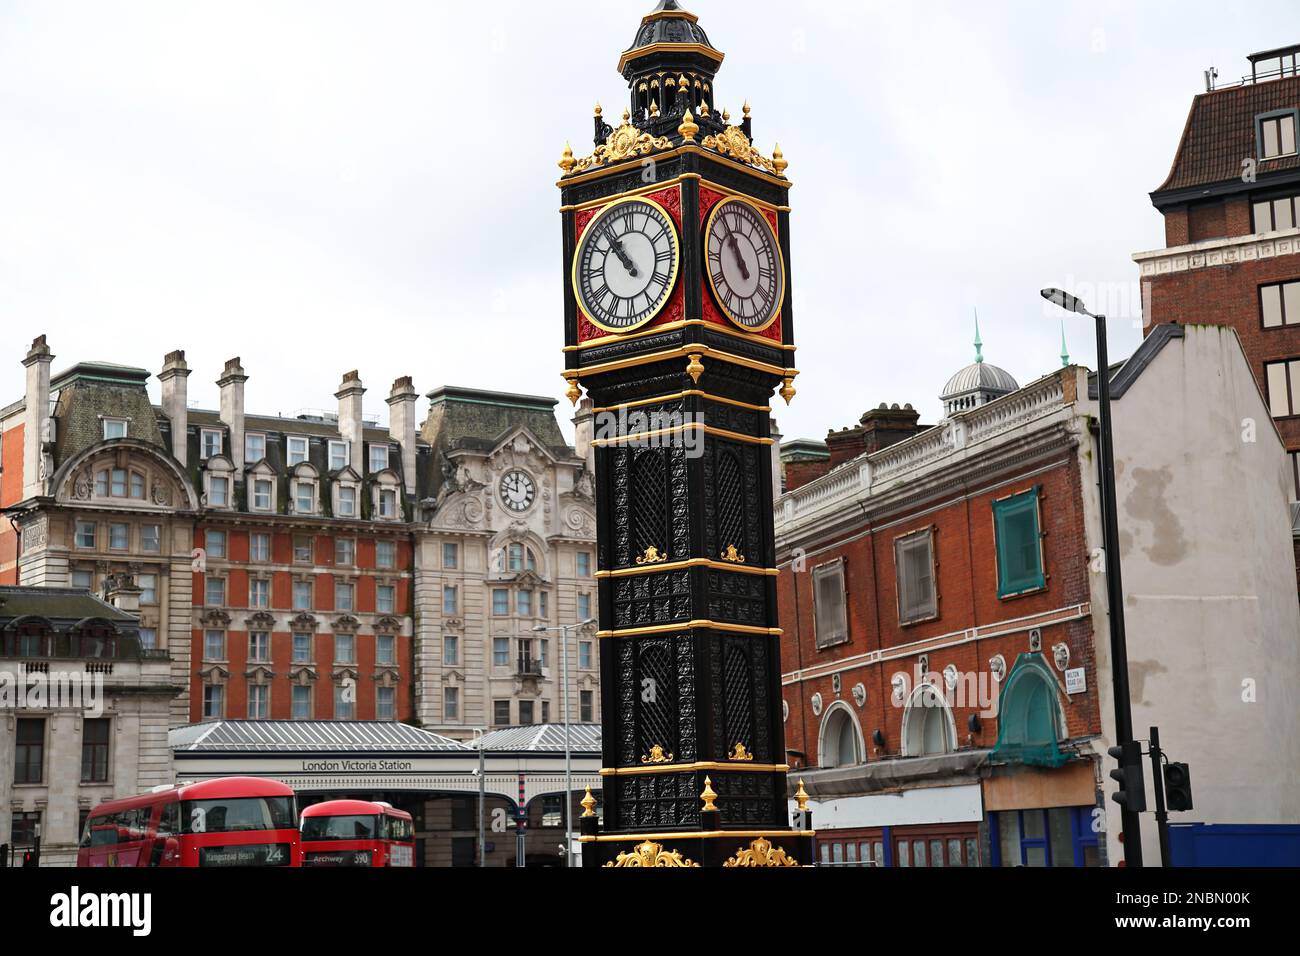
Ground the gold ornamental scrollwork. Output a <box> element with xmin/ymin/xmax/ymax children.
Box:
<box><xmin>641</xmin><ymin>744</ymin><xmax>675</xmax><ymax>764</ymax></box>
<box><xmin>720</xmin><ymin>545</ymin><xmax>747</xmax><ymax>565</ymax></box>
<box><xmin>723</xmin><ymin>837</ymin><xmax>801</xmax><ymax>868</ymax></box>
<box><xmin>636</xmin><ymin>546</ymin><xmax>669</xmax><ymax>566</ymax></box>
<box><xmin>729</xmin><ymin>743</ymin><xmax>755</xmax><ymax>762</ymax></box>
<box><xmin>571</xmin><ymin>121</ymin><xmax>674</xmax><ymax>175</ymax></box>
<box><xmin>604</xmin><ymin>841</ymin><xmax>699</xmax><ymax>868</ymax></box>
<box><xmin>700</xmin><ymin>125</ymin><xmax>779</xmax><ymax>176</ymax></box>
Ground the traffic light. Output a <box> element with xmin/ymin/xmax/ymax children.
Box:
<box><xmin>21</xmin><ymin>850</ymin><xmax>35</xmax><ymax>868</ymax></box>
<box><xmin>1164</xmin><ymin>762</ymin><xmax>1194</xmax><ymax>812</ymax></box>
<box><xmin>1108</xmin><ymin>741</ymin><xmax>1147</xmax><ymax>813</ymax></box>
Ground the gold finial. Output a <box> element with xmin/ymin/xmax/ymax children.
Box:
<box><xmin>743</xmin><ymin>100</ymin><xmax>752</xmax><ymax>118</ymax></box>
<box><xmin>594</xmin><ymin>102</ymin><xmax>602</xmax><ymax>117</ymax></box>
<box><xmin>678</xmin><ymin>74</ymin><xmax>689</xmax><ymax>93</ymax></box>
<box><xmin>780</xmin><ymin>377</ymin><xmax>797</xmax><ymax>405</ymax></box>
<box><xmin>650</xmin><ymin>99</ymin><xmax>660</xmax><ymax>118</ymax></box>
<box><xmin>566</xmin><ymin>378</ymin><xmax>582</xmax><ymax>407</ymax></box>
<box><xmin>686</xmin><ymin>353</ymin><xmax>705</xmax><ymax>384</ymax></box>
<box><xmin>622</xmin><ymin>108</ymin><xmax>631</xmax><ymax>125</ymax></box>
<box><xmin>558</xmin><ymin>142</ymin><xmax>576</xmax><ymax>175</ymax></box>
<box><xmin>701</xmin><ymin>777</ymin><xmax>718</xmax><ymax>813</ymax></box>
<box><xmin>795</xmin><ymin>780</ymin><xmax>810</xmax><ymax>812</ymax></box>
<box><xmin>772</xmin><ymin>143</ymin><xmax>789</xmax><ymax>177</ymax></box>
<box><xmin>699</xmin><ymin>100</ymin><xmax>710</xmax><ymax>117</ymax></box>
<box><xmin>581</xmin><ymin>787</ymin><xmax>597</xmax><ymax>818</ymax></box>
<box><xmin>723</xmin><ymin>108</ymin><xmax>731</xmax><ymax>123</ymax></box>
<box><xmin>678</xmin><ymin>109</ymin><xmax>699</xmax><ymax>143</ymax></box>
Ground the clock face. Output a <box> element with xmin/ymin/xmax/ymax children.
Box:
<box><xmin>705</xmin><ymin>197</ymin><xmax>785</xmax><ymax>332</ymax></box>
<box><xmin>574</xmin><ymin>197</ymin><xmax>680</xmax><ymax>334</ymax></box>
<box><xmin>500</xmin><ymin>470</ymin><xmax>537</xmax><ymax>513</ymax></box>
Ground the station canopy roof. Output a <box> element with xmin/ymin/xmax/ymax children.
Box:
<box><xmin>170</xmin><ymin>721</ymin><xmax>470</xmax><ymax>754</ymax></box>
<box><xmin>475</xmin><ymin>724</ymin><xmax>602</xmax><ymax>754</ymax></box>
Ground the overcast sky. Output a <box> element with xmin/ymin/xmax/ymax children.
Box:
<box><xmin>1</xmin><ymin>0</ymin><xmax>1294</xmax><ymax>441</ymax></box>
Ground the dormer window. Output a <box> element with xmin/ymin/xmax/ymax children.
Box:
<box><xmin>294</xmin><ymin>480</ymin><xmax>316</xmax><ymax>515</ymax></box>
<box><xmin>201</xmin><ymin>429</ymin><xmax>223</xmax><ymax>461</ymax></box>
<box><xmin>369</xmin><ymin>444</ymin><xmax>390</xmax><ymax>474</ymax></box>
<box><xmin>1258</xmin><ymin>110</ymin><xmax>1298</xmax><ymax>160</ymax></box>
<box><xmin>338</xmin><ymin>486</ymin><xmax>357</xmax><ymax>517</ymax></box>
<box><xmin>102</xmin><ymin>418</ymin><xmax>127</xmax><ymax>440</ymax></box>
<box><xmin>287</xmin><ymin>437</ymin><xmax>310</xmax><ymax>466</ymax></box>
<box><xmin>1253</xmin><ymin>194</ymin><xmax>1299</xmax><ymax>233</ymax></box>
<box><xmin>378</xmin><ymin>489</ymin><xmax>398</xmax><ymax>519</ymax></box>
<box><xmin>372</xmin><ymin>473</ymin><xmax>402</xmax><ymax>522</ymax></box>
<box><xmin>252</xmin><ymin>478</ymin><xmax>274</xmax><ymax>512</ymax></box>
<box><xmin>245</xmin><ymin>433</ymin><xmax>267</xmax><ymax>465</ymax></box>
<box><xmin>209</xmin><ymin>476</ymin><xmax>229</xmax><ymax>507</ymax></box>
<box><xmin>328</xmin><ymin>440</ymin><xmax>349</xmax><ymax>472</ymax></box>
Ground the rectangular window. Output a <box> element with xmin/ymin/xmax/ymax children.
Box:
<box><xmin>508</xmin><ymin>544</ymin><xmax>524</xmax><ymax>572</ymax></box>
<box><xmin>895</xmin><ymin>529</ymin><xmax>938</xmax><ymax>625</ymax></box>
<box><xmin>377</xmin><ymin>540</ymin><xmax>397</xmax><ymax>569</ymax></box>
<box><xmin>130</xmin><ymin>471</ymin><xmax>145</xmax><ymax>499</ymax></box>
<box><xmin>493</xmin><ymin>589</ymin><xmax>510</xmax><ymax>616</ymax></box>
<box><xmin>287</xmin><ymin>436</ymin><xmax>309</xmax><ymax>466</ymax></box>
<box><xmin>293</xmin><ymin>580</ymin><xmax>313</xmax><ymax>610</ymax></box>
<box><xmin>580</xmin><ymin>690</ymin><xmax>594</xmax><ymax>723</ymax></box>
<box><xmin>141</xmin><ymin>525</ymin><xmax>161</xmax><ymax>554</ymax></box>
<box><xmin>138</xmin><ymin>628</ymin><xmax>157</xmax><ymax>650</ymax></box>
<box><xmin>335</xmin><ymin>538</ymin><xmax>355</xmax><ymax>567</ymax></box>
<box><xmin>293</xmin><ymin>535</ymin><xmax>312</xmax><ymax>564</ymax></box>
<box><xmin>443</xmin><ymin>543</ymin><xmax>459</xmax><ymax>569</ymax></box>
<box><xmin>812</xmin><ymin>559</ymin><xmax>849</xmax><ymax>648</ymax></box>
<box><xmin>71</xmin><ymin>568</ymin><xmax>94</xmax><ymax>590</ymax></box>
<box><xmin>110</xmin><ymin>468</ymin><xmax>128</xmax><ymax>497</ymax></box>
<box><xmin>293</xmin><ymin>633</ymin><xmax>313</xmax><ymax>664</ymax></box>
<box><xmin>76</xmin><ymin>521</ymin><xmax>96</xmax><ymax>549</ymax></box>
<box><xmin>443</xmin><ymin>586</ymin><xmax>458</xmax><ymax>615</ymax></box>
<box><xmin>378</xmin><ymin>489</ymin><xmax>398</xmax><ymax>519</ymax></box>
<box><xmin>292</xmin><ymin>685</ymin><xmax>312</xmax><ymax>720</ymax></box>
<box><xmin>494</xmin><ymin>700</ymin><xmax>511</xmax><ymax>727</ymax></box>
<box><xmin>204</xmin><ymin>630</ymin><xmax>226</xmax><ymax>661</ymax></box>
<box><xmin>335</xmin><ymin>634</ymin><xmax>355</xmax><ymax>665</ymax></box>
<box><xmin>519</xmin><ymin>700</ymin><xmax>535</xmax><ymax>726</ymax></box>
<box><xmin>579</xmin><ymin>641</ymin><xmax>593</xmax><ymax>670</ymax></box>
<box><xmin>11</xmin><ymin>811</ymin><xmax>41</xmax><ymax>848</ymax></box>
<box><xmin>103</xmin><ymin>418</ymin><xmax>127</xmax><ymax>440</ymax></box>
<box><xmin>1260</xmin><ymin>111</ymin><xmax>1299</xmax><ymax>159</ymax></box>
<box><xmin>377</xmin><ymin>634</ymin><xmax>396</xmax><ymax>666</ymax></box>
<box><xmin>294</xmin><ymin>481</ymin><xmax>314</xmax><ymax>515</ymax></box>
<box><xmin>201</xmin><ymin>429</ymin><xmax>223</xmax><ymax>460</ymax></box>
<box><xmin>338</xmin><ymin>486</ymin><xmax>357</xmax><ymax>517</ymax></box>
<box><xmin>206</xmin><ymin>530</ymin><xmax>227</xmax><ymax>559</ymax></box>
<box><xmin>209</xmin><ymin>476</ymin><xmax>229</xmax><ymax>507</ymax></box>
<box><xmin>516</xmin><ymin>590</ymin><xmax>533</xmax><ymax>617</ymax></box>
<box><xmin>329</xmin><ymin>440</ymin><xmax>349</xmax><ymax>471</ymax></box>
<box><xmin>542</xmin><ymin>701</ymin><xmax>551</xmax><ymax>724</ymax></box>
<box><xmin>14</xmin><ymin>718</ymin><xmax>45</xmax><ymax>785</ymax></box>
<box><xmin>538</xmin><ymin>638</ymin><xmax>548</xmax><ymax>669</ymax></box>
<box><xmin>493</xmin><ymin>637</ymin><xmax>510</xmax><ymax>667</ymax></box>
<box><xmin>993</xmin><ymin>488</ymin><xmax>1047</xmax><ymax>599</ymax></box>
<box><xmin>334</xmin><ymin>685</ymin><xmax>354</xmax><ymax>721</ymax></box>
<box><xmin>81</xmin><ymin>718</ymin><xmax>110</xmax><ymax>783</ymax></box>
<box><xmin>377</xmin><ymin>585</ymin><xmax>396</xmax><ymax>615</ymax></box>
<box><xmin>109</xmin><ymin>523</ymin><xmax>129</xmax><ymax>551</ymax></box>
<box><xmin>539</xmin><ymin>592</ymin><xmax>549</xmax><ymax>618</ymax></box>
<box><xmin>1261</xmin><ymin>280</ymin><xmax>1300</xmax><ymax>328</ymax></box>
<box><xmin>576</xmin><ymin>552</ymin><xmax>593</xmax><ymax>577</ymax></box>
<box><xmin>577</xmin><ymin>593</ymin><xmax>592</xmax><ymax>621</ymax></box>
<box><xmin>252</xmin><ymin>479</ymin><xmax>273</xmax><ymax>512</ymax></box>
<box><xmin>248</xmin><ymin>684</ymin><xmax>269</xmax><ymax>720</ymax></box>
<box><xmin>245</xmin><ymin>433</ymin><xmax>266</xmax><ymax>465</ymax></box>
<box><xmin>205</xmin><ymin>578</ymin><xmax>226</xmax><ymax>607</ymax></box>
<box><xmin>335</xmin><ymin>580</ymin><xmax>354</xmax><ymax>612</ymax></box>
<box><xmin>443</xmin><ymin>635</ymin><xmax>459</xmax><ymax>666</ymax></box>
<box><xmin>444</xmin><ymin>687</ymin><xmax>460</xmax><ymax>722</ymax></box>
<box><xmin>138</xmin><ymin>573</ymin><xmax>158</xmax><ymax>605</ymax></box>
<box><xmin>250</xmin><ymin>579</ymin><xmax>270</xmax><ymax>608</ymax></box>
<box><xmin>377</xmin><ymin>686</ymin><xmax>396</xmax><ymax>721</ymax></box>
<box><xmin>250</xmin><ymin>532</ymin><xmax>271</xmax><ymax>562</ymax></box>
<box><xmin>249</xmin><ymin>632</ymin><xmax>270</xmax><ymax>662</ymax></box>
<box><xmin>369</xmin><ymin>445</ymin><xmax>390</xmax><ymax>474</ymax></box>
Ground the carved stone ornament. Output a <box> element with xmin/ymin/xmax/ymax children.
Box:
<box><xmin>565</xmin><ymin>507</ymin><xmax>596</xmax><ymax>538</ymax></box>
<box><xmin>151</xmin><ymin>482</ymin><xmax>173</xmax><ymax>506</ymax></box>
<box><xmin>723</xmin><ymin>837</ymin><xmax>801</xmax><ymax>868</ymax></box>
<box><xmin>73</xmin><ymin>471</ymin><xmax>93</xmax><ymax>501</ymax></box>
<box><xmin>943</xmin><ymin>665</ymin><xmax>960</xmax><ymax>691</ymax></box>
<box><xmin>852</xmin><ymin>683</ymin><xmax>867</xmax><ymax>708</ymax></box>
<box><xmin>989</xmin><ymin>655</ymin><xmax>1007</xmax><ymax>683</ymax></box>
<box><xmin>603</xmin><ymin>841</ymin><xmax>698</xmax><ymax>868</ymax></box>
<box><xmin>573</xmin><ymin>121</ymin><xmax>674</xmax><ymax>175</ymax></box>
<box><xmin>1053</xmin><ymin>643</ymin><xmax>1071</xmax><ymax>672</ymax></box>
<box><xmin>810</xmin><ymin>693</ymin><xmax>823</xmax><ymax>717</ymax></box>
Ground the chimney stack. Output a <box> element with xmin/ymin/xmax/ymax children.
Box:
<box><xmin>159</xmin><ymin>350</ymin><xmax>191</xmax><ymax>467</ymax></box>
<box><xmin>386</xmin><ymin>377</ymin><xmax>419</xmax><ymax>495</ymax></box>
<box><xmin>103</xmin><ymin>571</ymin><xmax>142</xmax><ymax>617</ymax></box>
<box><xmin>336</xmin><ymin>371</ymin><xmax>366</xmax><ymax>474</ymax></box>
<box><xmin>860</xmin><ymin>404</ymin><xmax>923</xmax><ymax>454</ymax></box>
<box><xmin>22</xmin><ymin>335</ymin><xmax>54</xmax><ymax>500</ymax></box>
<box><xmin>572</xmin><ymin>398</ymin><xmax>595</xmax><ymax>473</ymax></box>
<box><xmin>217</xmin><ymin>358</ymin><xmax>248</xmax><ymax>470</ymax></box>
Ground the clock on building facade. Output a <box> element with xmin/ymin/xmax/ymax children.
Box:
<box><xmin>557</xmin><ymin>0</ymin><xmax>812</xmax><ymax>868</ymax></box>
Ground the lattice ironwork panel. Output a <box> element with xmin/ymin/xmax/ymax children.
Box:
<box><xmin>613</xmin><ymin>570</ymin><xmax>692</xmax><ymax>628</ymax></box>
<box><xmin>636</xmin><ymin>639</ymin><xmax>678</xmax><ymax>761</ymax></box>
<box><xmin>723</xmin><ymin>642</ymin><xmax>755</xmax><ymax>757</ymax></box>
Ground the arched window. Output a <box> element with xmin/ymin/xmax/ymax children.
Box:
<box><xmin>818</xmin><ymin>702</ymin><xmax>865</xmax><ymax>769</ymax></box>
<box><xmin>903</xmin><ymin>683</ymin><xmax>956</xmax><ymax>757</ymax></box>
<box><xmin>992</xmin><ymin>654</ymin><xmax>1070</xmax><ymax>768</ymax></box>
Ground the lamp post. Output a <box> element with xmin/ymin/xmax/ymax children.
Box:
<box><xmin>1041</xmin><ymin>288</ymin><xmax>1143</xmax><ymax>867</ymax></box>
<box><xmin>534</xmin><ymin>618</ymin><xmax>596</xmax><ymax>868</ymax></box>
<box><xmin>472</xmin><ymin>727</ymin><xmax>486</xmax><ymax>868</ymax></box>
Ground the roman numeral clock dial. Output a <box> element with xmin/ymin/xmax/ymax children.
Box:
<box><xmin>574</xmin><ymin>197</ymin><xmax>681</xmax><ymax>334</ymax></box>
<box><xmin>705</xmin><ymin>197</ymin><xmax>786</xmax><ymax>332</ymax></box>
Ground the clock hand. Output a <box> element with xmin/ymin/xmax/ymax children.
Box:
<box><xmin>723</xmin><ymin>223</ymin><xmax>751</xmax><ymax>282</ymax></box>
<box><xmin>604</xmin><ymin>228</ymin><xmax>639</xmax><ymax>279</ymax></box>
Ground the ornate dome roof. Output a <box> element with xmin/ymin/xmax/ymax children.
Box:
<box><xmin>940</xmin><ymin>318</ymin><xmax>1020</xmax><ymax>415</ymax></box>
<box><xmin>620</xmin><ymin>1</ymin><xmax>722</xmax><ymax>74</ymax></box>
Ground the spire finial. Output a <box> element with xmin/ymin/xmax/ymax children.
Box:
<box><xmin>974</xmin><ymin>309</ymin><xmax>984</xmax><ymax>365</ymax></box>
<box><xmin>1060</xmin><ymin>321</ymin><xmax>1071</xmax><ymax>368</ymax></box>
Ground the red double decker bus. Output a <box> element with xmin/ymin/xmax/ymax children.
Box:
<box><xmin>300</xmin><ymin>800</ymin><xmax>416</xmax><ymax>868</ymax></box>
<box><xmin>78</xmin><ymin>777</ymin><xmax>301</xmax><ymax>868</ymax></box>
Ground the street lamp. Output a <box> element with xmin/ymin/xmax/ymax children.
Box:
<box><xmin>534</xmin><ymin>618</ymin><xmax>596</xmax><ymax>868</ymax></box>
<box><xmin>471</xmin><ymin>727</ymin><xmax>487</xmax><ymax>868</ymax></box>
<box><xmin>1041</xmin><ymin>287</ymin><xmax>1144</xmax><ymax>868</ymax></box>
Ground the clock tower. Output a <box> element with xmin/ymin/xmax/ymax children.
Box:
<box><xmin>558</xmin><ymin>1</ymin><xmax>812</xmax><ymax>868</ymax></box>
